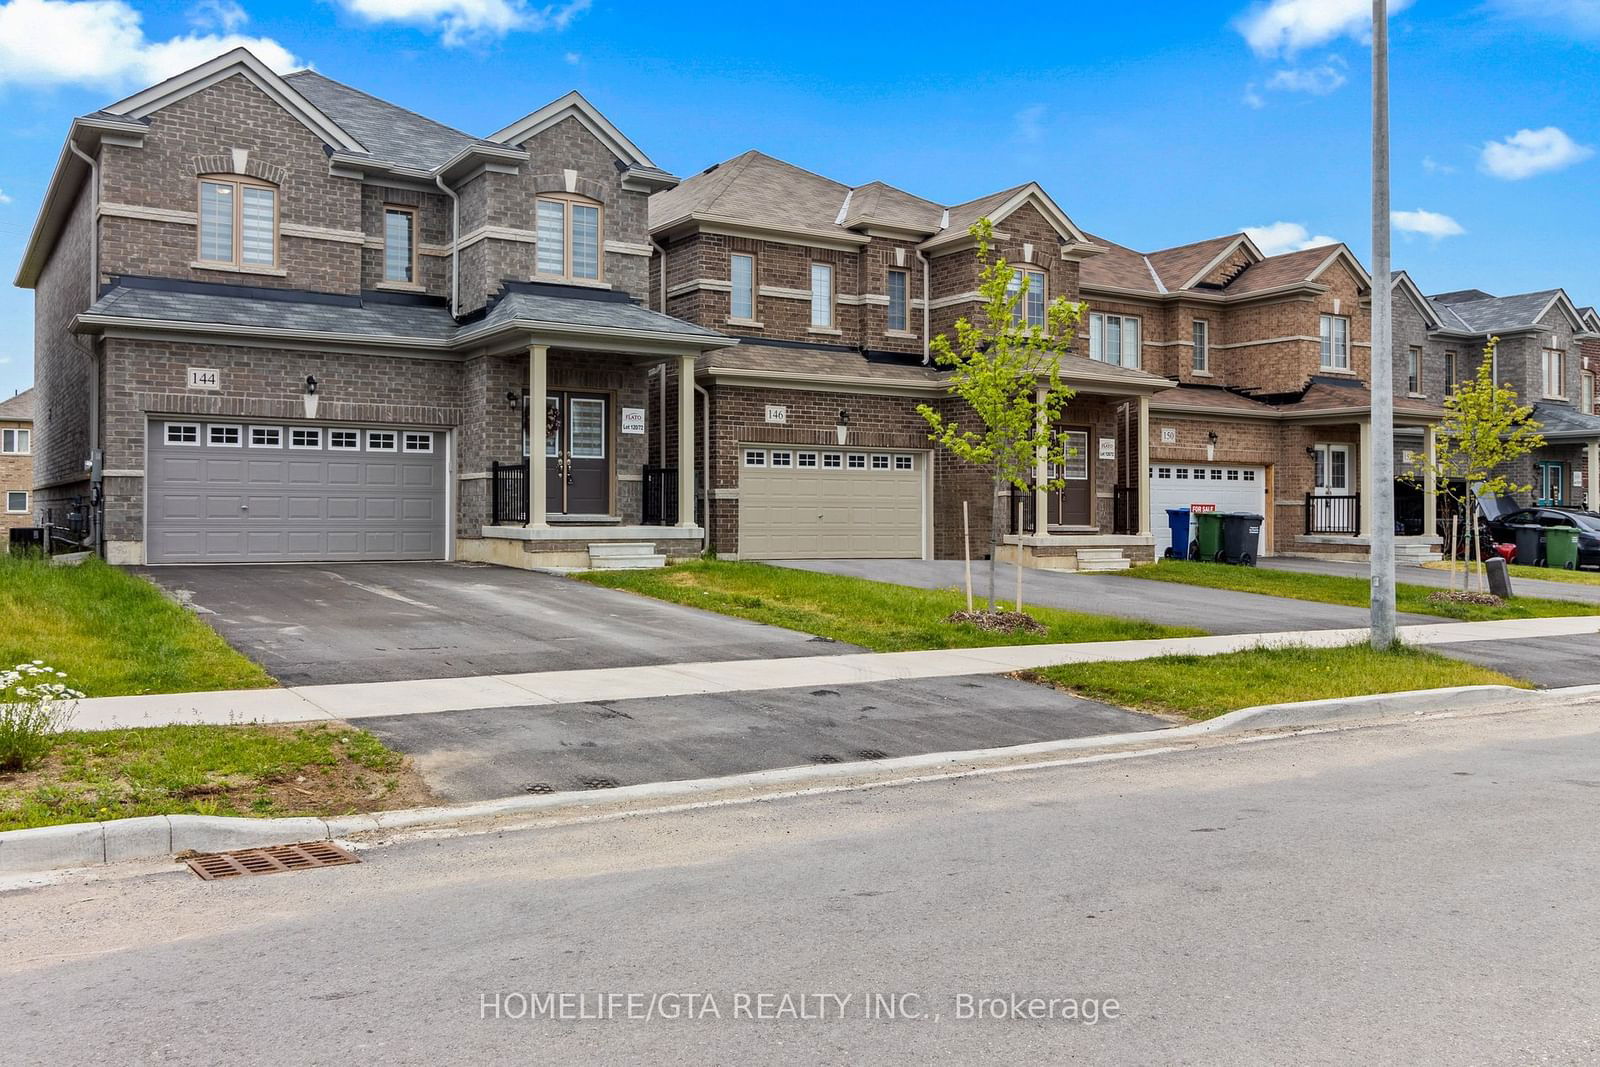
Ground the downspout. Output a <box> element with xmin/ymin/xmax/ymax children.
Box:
<box><xmin>67</xmin><ymin>137</ymin><xmax>104</xmax><ymax>552</ymax></box>
<box><xmin>434</xmin><ymin>173</ymin><xmax>460</xmax><ymax>318</ymax></box>
<box><xmin>916</xmin><ymin>249</ymin><xmax>931</xmax><ymax>364</ymax></box>
<box><xmin>694</xmin><ymin>379</ymin><xmax>711</xmax><ymax>552</ymax></box>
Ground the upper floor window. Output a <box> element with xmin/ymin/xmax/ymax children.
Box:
<box><xmin>197</xmin><ymin>176</ymin><xmax>277</xmax><ymax>269</ymax></box>
<box><xmin>1319</xmin><ymin>314</ymin><xmax>1350</xmax><ymax>370</ymax></box>
<box><xmin>4</xmin><ymin>490</ymin><xmax>26</xmax><ymax>515</ymax></box>
<box><xmin>1008</xmin><ymin>269</ymin><xmax>1046</xmax><ymax>328</ymax></box>
<box><xmin>886</xmin><ymin>269</ymin><xmax>909</xmax><ymax>332</ymax></box>
<box><xmin>1583</xmin><ymin>370</ymin><xmax>1595</xmax><ymax>413</ymax></box>
<box><xmin>1089</xmin><ymin>312</ymin><xmax>1141</xmax><ymax>369</ymax></box>
<box><xmin>536</xmin><ymin>195</ymin><xmax>601</xmax><ymax>281</ymax></box>
<box><xmin>729</xmin><ymin>253</ymin><xmax>755</xmax><ymax>321</ymax></box>
<box><xmin>1407</xmin><ymin>346</ymin><xmax>1422</xmax><ymax>395</ymax></box>
<box><xmin>0</xmin><ymin>428</ymin><xmax>28</xmax><ymax>455</ymax></box>
<box><xmin>1543</xmin><ymin>347</ymin><xmax>1567</xmax><ymax>399</ymax></box>
<box><xmin>384</xmin><ymin>206</ymin><xmax>417</xmax><ymax>284</ymax></box>
<box><xmin>810</xmin><ymin>262</ymin><xmax>833</xmax><ymax>328</ymax></box>
<box><xmin>1191</xmin><ymin>320</ymin><xmax>1209</xmax><ymax>373</ymax></box>
<box><xmin>1444</xmin><ymin>351</ymin><xmax>1459</xmax><ymax>392</ymax></box>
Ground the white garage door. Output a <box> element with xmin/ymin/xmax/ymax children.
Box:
<box><xmin>738</xmin><ymin>446</ymin><xmax>925</xmax><ymax>560</ymax></box>
<box><xmin>1151</xmin><ymin>463</ymin><xmax>1266</xmax><ymax>558</ymax></box>
<box><xmin>147</xmin><ymin>419</ymin><xmax>447</xmax><ymax>564</ymax></box>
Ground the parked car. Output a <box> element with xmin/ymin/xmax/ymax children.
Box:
<box><xmin>1485</xmin><ymin>507</ymin><xmax>1600</xmax><ymax>569</ymax></box>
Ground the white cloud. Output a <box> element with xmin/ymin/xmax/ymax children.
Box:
<box><xmin>1243</xmin><ymin>221</ymin><xmax>1340</xmax><ymax>256</ymax></box>
<box><xmin>0</xmin><ymin>0</ymin><xmax>299</xmax><ymax>89</ymax></box>
<box><xmin>1422</xmin><ymin>156</ymin><xmax>1457</xmax><ymax>175</ymax></box>
<box><xmin>562</xmin><ymin>50</ymin><xmax>579</xmax><ymax>64</ymax></box>
<box><xmin>189</xmin><ymin>0</ymin><xmax>246</xmax><ymax>32</ymax></box>
<box><xmin>1479</xmin><ymin>126</ymin><xmax>1594</xmax><ymax>180</ymax></box>
<box><xmin>0</xmin><ymin>188</ymin><xmax>12</xmax><ymax>204</ymax></box>
<box><xmin>1242</xmin><ymin>82</ymin><xmax>1265</xmax><ymax>109</ymax></box>
<box><xmin>1392</xmin><ymin>208</ymin><xmax>1464</xmax><ymax>240</ymax></box>
<box><xmin>336</xmin><ymin>0</ymin><xmax>590</xmax><ymax>45</ymax></box>
<box><xmin>1488</xmin><ymin>0</ymin><xmax>1600</xmax><ymax>36</ymax></box>
<box><xmin>1265</xmin><ymin>55</ymin><xmax>1347</xmax><ymax>95</ymax></box>
<box><xmin>1237</xmin><ymin>0</ymin><xmax>1414</xmax><ymax>56</ymax></box>
<box><xmin>1012</xmin><ymin>103</ymin><xmax>1046</xmax><ymax>145</ymax></box>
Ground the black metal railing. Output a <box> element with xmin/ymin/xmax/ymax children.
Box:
<box><xmin>1112</xmin><ymin>485</ymin><xmax>1136</xmax><ymax>535</ymax></box>
<box><xmin>1008</xmin><ymin>484</ymin><xmax>1035</xmax><ymax>535</ymax></box>
<box><xmin>642</xmin><ymin>465</ymin><xmax>679</xmax><ymax>526</ymax></box>
<box><xmin>490</xmin><ymin>460</ymin><xmax>529</xmax><ymax>525</ymax></box>
<box><xmin>1306</xmin><ymin>492</ymin><xmax>1360</xmax><ymax>535</ymax></box>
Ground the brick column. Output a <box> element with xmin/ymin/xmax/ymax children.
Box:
<box><xmin>529</xmin><ymin>344</ymin><xmax>548</xmax><ymax>528</ymax></box>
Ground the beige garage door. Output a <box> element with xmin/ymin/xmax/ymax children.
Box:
<box><xmin>738</xmin><ymin>445</ymin><xmax>925</xmax><ymax>560</ymax></box>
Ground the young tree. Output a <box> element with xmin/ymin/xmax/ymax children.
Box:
<box><xmin>1407</xmin><ymin>338</ymin><xmax>1544</xmax><ymax>593</ymax></box>
<box><xmin>918</xmin><ymin>218</ymin><xmax>1087</xmax><ymax>612</ymax></box>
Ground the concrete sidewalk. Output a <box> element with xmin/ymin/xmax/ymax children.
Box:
<box><xmin>1269</xmin><ymin>556</ymin><xmax>1600</xmax><ymax>605</ymax></box>
<box><xmin>67</xmin><ymin>614</ymin><xmax>1600</xmax><ymax>731</ymax></box>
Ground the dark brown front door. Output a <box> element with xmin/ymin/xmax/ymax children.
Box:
<box><xmin>1050</xmin><ymin>428</ymin><xmax>1094</xmax><ymax>527</ymax></box>
<box><xmin>543</xmin><ymin>392</ymin><xmax>610</xmax><ymax>516</ymax></box>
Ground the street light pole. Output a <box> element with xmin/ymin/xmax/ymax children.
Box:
<box><xmin>1370</xmin><ymin>0</ymin><xmax>1398</xmax><ymax>648</ymax></box>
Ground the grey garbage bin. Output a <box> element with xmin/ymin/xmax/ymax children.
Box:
<box><xmin>1218</xmin><ymin>512</ymin><xmax>1265</xmax><ymax>566</ymax></box>
<box><xmin>1510</xmin><ymin>523</ymin><xmax>1544</xmax><ymax>567</ymax></box>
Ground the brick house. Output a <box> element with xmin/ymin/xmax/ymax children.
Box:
<box><xmin>1390</xmin><ymin>280</ymin><xmax>1600</xmax><ymax>511</ymax></box>
<box><xmin>16</xmin><ymin>48</ymin><xmax>731</xmax><ymax>569</ymax></box>
<box><xmin>0</xmin><ymin>388</ymin><xmax>34</xmax><ymax>531</ymax></box>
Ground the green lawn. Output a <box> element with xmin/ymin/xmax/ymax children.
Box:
<box><xmin>0</xmin><ymin>722</ymin><xmax>431</xmax><ymax>831</ymax></box>
<box><xmin>1423</xmin><ymin>560</ymin><xmax>1600</xmax><ymax>587</ymax></box>
<box><xmin>1029</xmin><ymin>644</ymin><xmax>1529</xmax><ymax>721</ymax></box>
<box><xmin>578</xmin><ymin>560</ymin><xmax>1202</xmax><ymax>651</ymax></box>
<box><xmin>1119</xmin><ymin>559</ymin><xmax>1599</xmax><ymax>621</ymax></box>
<box><xmin>0</xmin><ymin>554</ymin><xmax>273</xmax><ymax>696</ymax></box>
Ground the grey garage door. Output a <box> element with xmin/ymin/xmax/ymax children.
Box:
<box><xmin>738</xmin><ymin>445</ymin><xmax>925</xmax><ymax>560</ymax></box>
<box><xmin>147</xmin><ymin>419</ymin><xmax>447</xmax><ymax>564</ymax></box>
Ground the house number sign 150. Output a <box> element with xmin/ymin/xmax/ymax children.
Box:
<box><xmin>187</xmin><ymin>367</ymin><xmax>221</xmax><ymax>391</ymax></box>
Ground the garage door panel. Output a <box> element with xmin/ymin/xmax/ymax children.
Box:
<box><xmin>147</xmin><ymin>420</ymin><xmax>446</xmax><ymax>564</ymax></box>
<box><xmin>1151</xmin><ymin>463</ymin><xmax>1266</xmax><ymax>558</ymax></box>
<box><xmin>739</xmin><ymin>446</ymin><xmax>924</xmax><ymax>561</ymax></box>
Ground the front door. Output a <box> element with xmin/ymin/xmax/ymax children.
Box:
<box><xmin>1049</xmin><ymin>428</ymin><xmax>1093</xmax><ymax>527</ymax></box>
<box><xmin>1312</xmin><ymin>443</ymin><xmax>1353</xmax><ymax>532</ymax></box>
<box><xmin>1537</xmin><ymin>462</ymin><xmax>1565</xmax><ymax>505</ymax></box>
<box><xmin>543</xmin><ymin>392</ymin><xmax>610</xmax><ymax>516</ymax></box>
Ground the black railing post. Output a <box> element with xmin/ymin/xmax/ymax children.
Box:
<box><xmin>491</xmin><ymin>460</ymin><xmax>501</xmax><ymax>525</ymax></box>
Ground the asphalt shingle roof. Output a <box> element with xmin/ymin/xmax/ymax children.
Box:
<box><xmin>1425</xmin><ymin>290</ymin><xmax>1562</xmax><ymax>334</ymax></box>
<box><xmin>467</xmin><ymin>287</ymin><xmax>726</xmax><ymax>341</ymax></box>
<box><xmin>283</xmin><ymin>70</ymin><xmax>498</xmax><ymax>172</ymax></box>
<box><xmin>0</xmin><ymin>388</ymin><xmax>33</xmax><ymax>422</ymax></box>
<box><xmin>1531</xmin><ymin>403</ymin><xmax>1600</xmax><ymax>439</ymax></box>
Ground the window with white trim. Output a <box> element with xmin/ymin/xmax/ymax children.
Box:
<box><xmin>1583</xmin><ymin>370</ymin><xmax>1595</xmax><ymax>413</ymax></box>
<box><xmin>730</xmin><ymin>253</ymin><xmax>755</xmax><ymax>321</ymax></box>
<box><xmin>1008</xmin><ymin>269</ymin><xmax>1046</xmax><ymax>328</ymax></box>
<box><xmin>887</xmin><ymin>269</ymin><xmax>909</xmax><ymax>332</ymax></box>
<box><xmin>1445</xmin><ymin>351</ymin><xmax>1459</xmax><ymax>392</ymax></box>
<box><xmin>1407</xmin><ymin>346</ymin><xmax>1423</xmax><ymax>395</ymax></box>
<box><xmin>1</xmin><ymin>428</ymin><xmax>31</xmax><ymax>454</ymax></box>
<box><xmin>291</xmin><ymin>428</ymin><xmax>323</xmax><ymax>450</ymax></box>
<box><xmin>1226</xmin><ymin>469</ymin><xmax>1240</xmax><ymax>481</ymax></box>
<box><xmin>249</xmin><ymin>426</ymin><xmax>282</xmax><ymax>448</ymax></box>
<box><xmin>810</xmin><ymin>263</ymin><xmax>833</xmax><ymax>328</ymax></box>
<box><xmin>847</xmin><ymin>453</ymin><xmax>866</xmax><ymax>469</ymax></box>
<box><xmin>5</xmin><ymin>491</ymin><xmax>26</xmax><ymax>514</ymax></box>
<box><xmin>822</xmin><ymin>452</ymin><xmax>841</xmax><ymax>469</ymax></box>
<box><xmin>894</xmin><ymin>454</ymin><xmax>913</xmax><ymax>471</ymax></box>
<box><xmin>329</xmin><ymin>429</ymin><xmax>360</xmax><ymax>450</ymax></box>
<box><xmin>384</xmin><ymin>206</ymin><xmax>417</xmax><ymax>284</ymax></box>
<box><xmin>1320</xmin><ymin>315</ymin><xmax>1350</xmax><ymax>370</ymax></box>
<box><xmin>1209</xmin><ymin>468</ymin><xmax>1223</xmax><ymax>480</ymax></box>
<box><xmin>1156</xmin><ymin>467</ymin><xmax>1172</xmax><ymax>479</ymax></box>
<box><xmin>536</xmin><ymin>195</ymin><xmax>602</xmax><ymax>281</ymax></box>
<box><xmin>403</xmin><ymin>432</ymin><xmax>433</xmax><ymax>453</ymax></box>
<box><xmin>1543</xmin><ymin>347</ymin><xmax>1567</xmax><ymax>398</ymax></box>
<box><xmin>871</xmin><ymin>454</ymin><xmax>890</xmax><ymax>470</ymax></box>
<box><xmin>1192</xmin><ymin>320</ymin><xmax>1209</xmax><ymax>373</ymax></box>
<box><xmin>198</xmin><ymin>176</ymin><xmax>277</xmax><ymax>269</ymax></box>
<box><xmin>1176</xmin><ymin>468</ymin><xmax>1189</xmax><ymax>480</ymax></box>
<box><xmin>797</xmin><ymin>452</ymin><xmax>818</xmax><ymax>468</ymax></box>
<box><xmin>770</xmin><ymin>450</ymin><xmax>792</xmax><ymax>467</ymax></box>
<box><xmin>743</xmin><ymin>449</ymin><xmax>766</xmax><ymax>467</ymax></box>
<box><xmin>166</xmin><ymin>423</ymin><xmax>199</xmax><ymax>445</ymax></box>
<box><xmin>1243</xmin><ymin>469</ymin><xmax>1257</xmax><ymax>481</ymax></box>
<box><xmin>1089</xmin><ymin>312</ymin><xmax>1141</xmax><ymax>368</ymax></box>
<box><xmin>366</xmin><ymin>430</ymin><xmax>397</xmax><ymax>452</ymax></box>
<box><xmin>208</xmin><ymin>424</ymin><xmax>242</xmax><ymax>447</ymax></box>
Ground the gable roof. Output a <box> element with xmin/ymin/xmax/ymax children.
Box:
<box><xmin>489</xmin><ymin>90</ymin><xmax>660</xmax><ymax>171</ymax></box>
<box><xmin>1078</xmin><ymin>234</ymin><xmax>1167</xmax><ymax>293</ymax></box>
<box><xmin>1226</xmin><ymin>243</ymin><xmax>1367</xmax><ymax>296</ymax></box>
<box><xmin>0</xmin><ymin>388</ymin><xmax>33</xmax><ymax>422</ymax></box>
<box><xmin>1426</xmin><ymin>288</ymin><xmax>1586</xmax><ymax>334</ymax></box>
<box><xmin>926</xmin><ymin>181</ymin><xmax>1091</xmax><ymax>251</ymax></box>
<box><xmin>841</xmin><ymin>180</ymin><xmax>944</xmax><ymax>234</ymax></box>
<box><xmin>283</xmin><ymin>70</ymin><xmax>500</xmax><ymax>173</ymax></box>
<box><xmin>1079</xmin><ymin>234</ymin><xmax>1364</xmax><ymax>302</ymax></box>
<box><xmin>1390</xmin><ymin>270</ymin><xmax>1444</xmax><ymax>329</ymax></box>
<box><xmin>1147</xmin><ymin>234</ymin><xmax>1257</xmax><ymax>291</ymax></box>
<box><xmin>649</xmin><ymin>150</ymin><xmax>860</xmax><ymax>241</ymax></box>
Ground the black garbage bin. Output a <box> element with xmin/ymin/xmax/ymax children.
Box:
<box><xmin>1218</xmin><ymin>512</ymin><xmax>1265</xmax><ymax>566</ymax></box>
<box><xmin>1510</xmin><ymin>523</ymin><xmax>1544</xmax><ymax>567</ymax></box>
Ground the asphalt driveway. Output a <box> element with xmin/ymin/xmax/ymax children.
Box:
<box><xmin>140</xmin><ymin>562</ymin><xmax>841</xmax><ymax>686</ymax></box>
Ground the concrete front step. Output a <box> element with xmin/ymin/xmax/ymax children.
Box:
<box><xmin>1074</xmin><ymin>548</ymin><xmax>1128</xmax><ymax>562</ymax></box>
<box><xmin>1078</xmin><ymin>557</ymin><xmax>1132</xmax><ymax>572</ymax></box>
<box><xmin>587</xmin><ymin>542</ymin><xmax>666</xmax><ymax>569</ymax></box>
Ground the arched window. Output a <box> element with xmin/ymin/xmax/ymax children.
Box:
<box><xmin>535</xmin><ymin>193</ymin><xmax>602</xmax><ymax>282</ymax></box>
<box><xmin>197</xmin><ymin>174</ymin><xmax>278</xmax><ymax>269</ymax></box>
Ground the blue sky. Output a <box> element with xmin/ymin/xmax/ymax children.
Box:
<box><xmin>1</xmin><ymin>0</ymin><xmax>1598</xmax><ymax>397</ymax></box>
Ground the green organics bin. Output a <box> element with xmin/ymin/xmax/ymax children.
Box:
<box><xmin>1192</xmin><ymin>511</ymin><xmax>1224</xmax><ymax>562</ymax></box>
<box><xmin>1545</xmin><ymin>527</ymin><xmax>1580</xmax><ymax>570</ymax></box>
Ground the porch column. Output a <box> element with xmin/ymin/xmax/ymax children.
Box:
<box><xmin>1422</xmin><ymin>424</ymin><xmax>1438</xmax><ymax>539</ymax></box>
<box><xmin>1358</xmin><ymin>417</ymin><xmax>1373</xmax><ymax>538</ymax></box>
<box><xmin>1033</xmin><ymin>386</ymin><xmax>1048</xmax><ymax>535</ymax></box>
<box><xmin>1589</xmin><ymin>438</ymin><xmax>1600</xmax><ymax>511</ymax></box>
<box><xmin>677</xmin><ymin>353</ymin><xmax>696</xmax><ymax>528</ymax></box>
<box><xmin>528</xmin><ymin>344</ymin><xmax>548</xmax><ymax>528</ymax></box>
<box><xmin>1137</xmin><ymin>394</ymin><xmax>1152</xmax><ymax>536</ymax></box>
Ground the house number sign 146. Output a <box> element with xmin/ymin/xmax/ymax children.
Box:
<box><xmin>187</xmin><ymin>367</ymin><xmax>221</xmax><ymax>391</ymax></box>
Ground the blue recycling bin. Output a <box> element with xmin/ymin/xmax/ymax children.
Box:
<box><xmin>1165</xmin><ymin>508</ymin><xmax>1192</xmax><ymax>560</ymax></box>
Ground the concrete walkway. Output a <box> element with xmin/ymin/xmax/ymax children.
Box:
<box><xmin>68</xmin><ymin>613</ymin><xmax>1600</xmax><ymax>732</ymax></box>
<box><xmin>1269</xmin><ymin>556</ymin><xmax>1600</xmax><ymax>605</ymax></box>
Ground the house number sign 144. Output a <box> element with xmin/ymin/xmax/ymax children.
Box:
<box><xmin>187</xmin><ymin>367</ymin><xmax>221</xmax><ymax>391</ymax></box>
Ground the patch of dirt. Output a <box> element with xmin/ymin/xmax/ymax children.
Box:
<box><xmin>1427</xmin><ymin>590</ymin><xmax>1504</xmax><ymax>606</ymax></box>
<box><xmin>947</xmin><ymin>610</ymin><xmax>1048</xmax><ymax>635</ymax></box>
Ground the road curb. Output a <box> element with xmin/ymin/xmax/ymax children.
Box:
<box><xmin>1</xmin><ymin>682</ymin><xmax>1587</xmax><ymax>874</ymax></box>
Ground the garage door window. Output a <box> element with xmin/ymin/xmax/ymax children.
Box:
<box><xmin>871</xmin><ymin>454</ymin><xmax>890</xmax><ymax>470</ymax></box>
<box><xmin>1243</xmin><ymin>470</ymin><xmax>1257</xmax><ymax>482</ymax></box>
<box><xmin>848</xmin><ymin>454</ymin><xmax>865</xmax><ymax>469</ymax></box>
<box><xmin>771</xmin><ymin>451</ymin><xmax>792</xmax><ymax>467</ymax></box>
<box><xmin>822</xmin><ymin>453</ymin><xmax>841</xmax><ymax>469</ymax></box>
<box><xmin>367</xmin><ymin>430</ymin><xmax>397</xmax><ymax>452</ymax></box>
<box><xmin>250</xmin><ymin>426</ymin><xmax>282</xmax><ymax>448</ymax></box>
<box><xmin>894</xmin><ymin>455</ymin><xmax>913</xmax><ymax>471</ymax></box>
<box><xmin>797</xmin><ymin>452</ymin><xmax>818</xmax><ymax>468</ymax></box>
<box><xmin>403</xmin><ymin>432</ymin><xmax>433</xmax><ymax>453</ymax></box>
<box><xmin>744</xmin><ymin>449</ymin><xmax>766</xmax><ymax>467</ymax></box>
<box><xmin>330</xmin><ymin>429</ymin><xmax>360</xmax><ymax>450</ymax></box>
<box><xmin>291</xmin><ymin>428</ymin><xmax>323</xmax><ymax>450</ymax></box>
<box><xmin>208</xmin><ymin>425</ymin><xmax>241</xmax><ymax>447</ymax></box>
<box><xmin>166</xmin><ymin>423</ymin><xmax>200</xmax><ymax>445</ymax></box>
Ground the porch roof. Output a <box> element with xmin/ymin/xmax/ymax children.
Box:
<box><xmin>1531</xmin><ymin>403</ymin><xmax>1600</xmax><ymax>441</ymax></box>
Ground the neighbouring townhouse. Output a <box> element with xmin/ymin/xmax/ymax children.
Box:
<box><xmin>17</xmin><ymin>48</ymin><xmax>732</xmax><ymax>569</ymax></box>
<box><xmin>0</xmin><ymin>387</ymin><xmax>34</xmax><ymax>532</ymax></box>
<box><xmin>1388</xmin><ymin>278</ymin><xmax>1600</xmax><ymax>512</ymax></box>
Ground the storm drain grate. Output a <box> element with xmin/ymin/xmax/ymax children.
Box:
<box><xmin>186</xmin><ymin>840</ymin><xmax>359</xmax><ymax>880</ymax></box>
<box><xmin>524</xmin><ymin>782</ymin><xmax>557</xmax><ymax>795</ymax></box>
<box><xmin>809</xmin><ymin>754</ymin><xmax>842</xmax><ymax>764</ymax></box>
<box><xmin>578</xmin><ymin>776</ymin><xmax>620</xmax><ymax>790</ymax></box>
<box><xmin>855</xmin><ymin>750</ymin><xmax>889</xmax><ymax>761</ymax></box>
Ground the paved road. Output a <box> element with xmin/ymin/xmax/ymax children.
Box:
<box><xmin>140</xmin><ymin>562</ymin><xmax>840</xmax><ymax>685</ymax></box>
<box><xmin>772</xmin><ymin>558</ymin><xmax>1441</xmax><ymax>633</ymax></box>
<box><xmin>358</xmin><ymin>674</ymin><xmax>1166</xmax><ymax>802</ymax></box>
<box><xmin>1268</xmin><ymin>555</ymin><xmax>1600</xmax><ymax>605</ymax></box>
<box><xmin>5</xmin><ymin>703</ymin><xmax>1598</xmax><ymax>1065</ymax></box>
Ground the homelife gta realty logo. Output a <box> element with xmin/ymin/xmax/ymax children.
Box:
<box><xmin>480</xmin><ymin>991</ymin><xmax>1123</xmax><ymax>1024</ymax></box>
